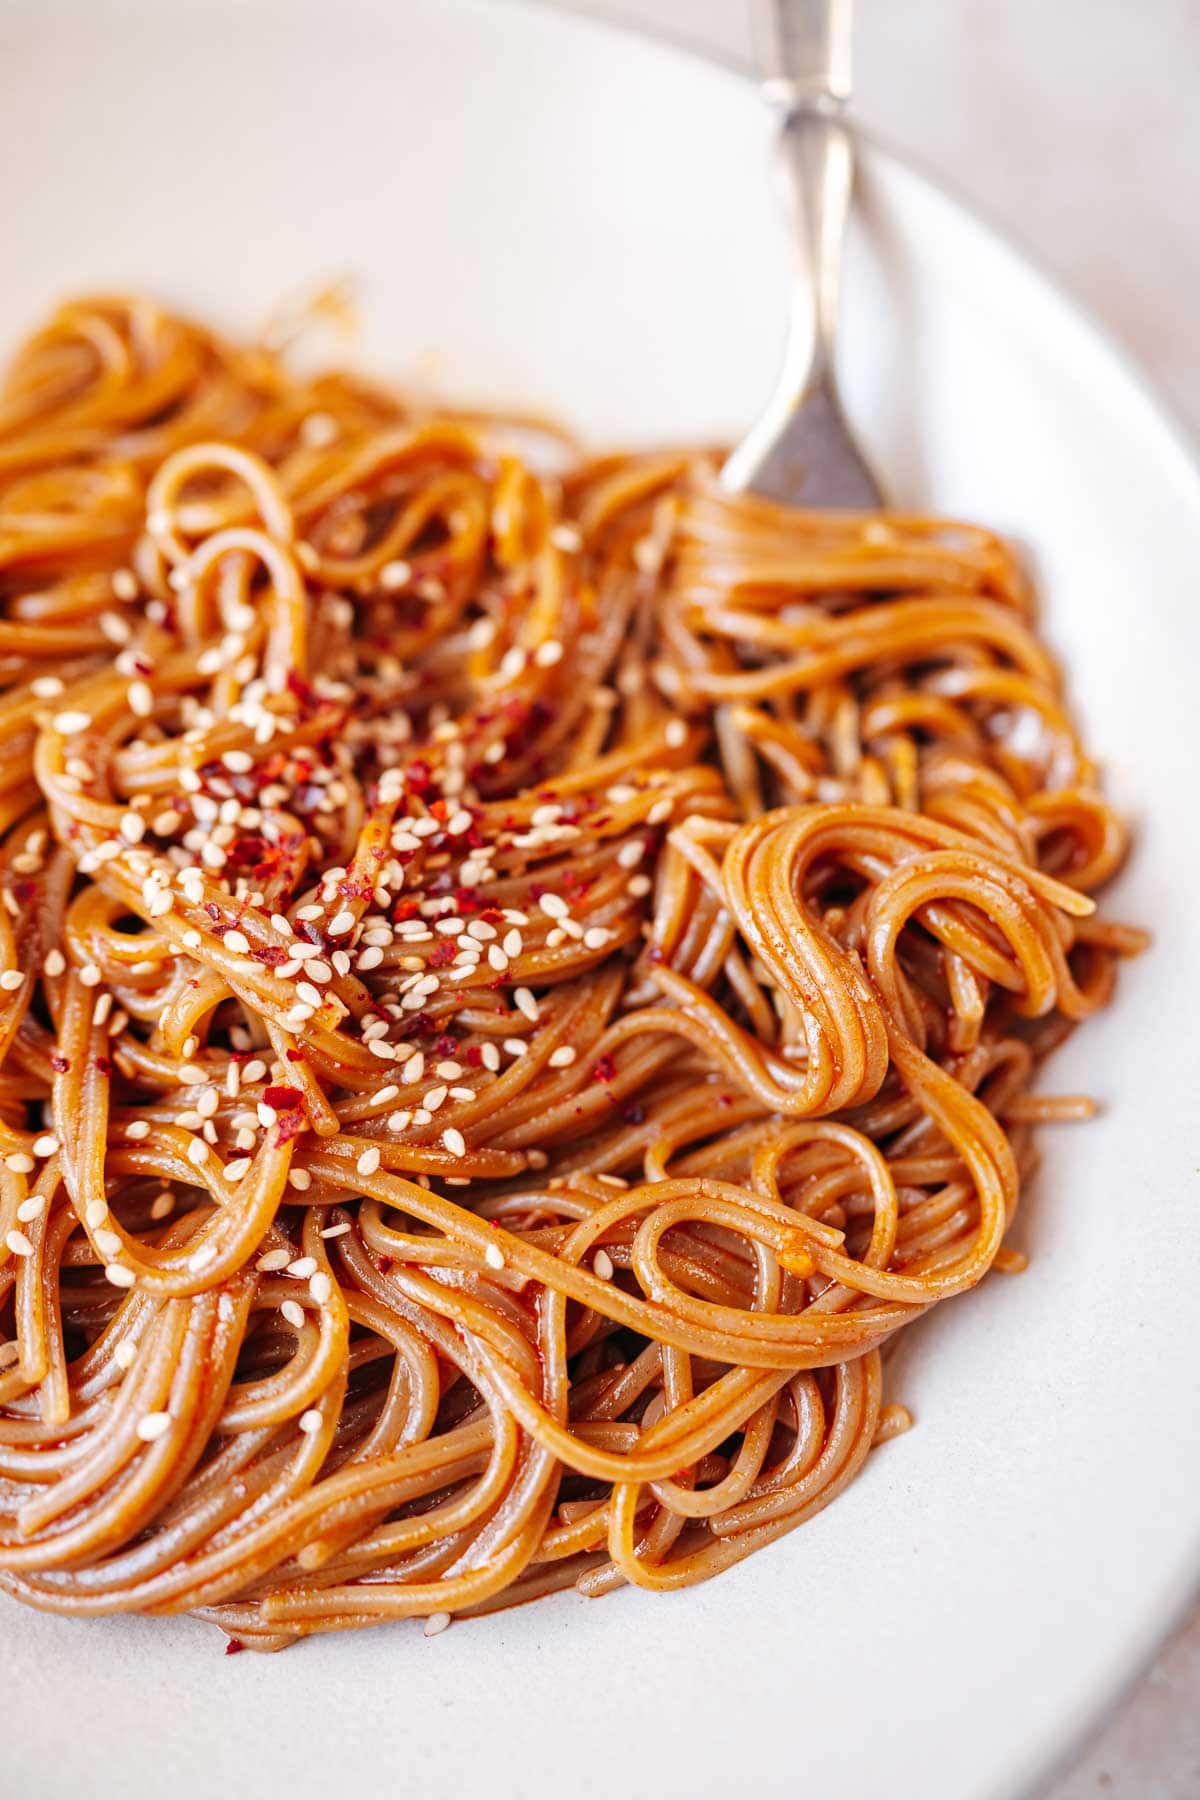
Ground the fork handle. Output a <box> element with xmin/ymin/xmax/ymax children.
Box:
<box><xmin>752</xmin><ymin>0</ymin><xmax>853</xmax><ymax>110</ymax></box>
<box><xmin>752</xmin><ymin>0</ymin><xmax>856</xmax><ymax>387</ymax></box>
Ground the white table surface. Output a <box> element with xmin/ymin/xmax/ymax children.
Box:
<box><xmin>547</xmin><ymin>4</ymin><xmax>1200</xmax><ymax>1795</ymax></box>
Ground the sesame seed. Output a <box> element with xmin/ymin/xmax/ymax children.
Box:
<box><xmin>16</xmin><ymin>1195</ymin><xmax>45</xmax><ymax>1223</ymax></box>
<box><xmin>31</xmin><ymin>675</ymin><xmax>64</xmax><ymax>698</ymax></box>
<box><xmin>95</xmin><ymin>1229</ymin><xmax>122</xmax><ymax>1258</ymax></box>
<box><xmin>328</xmin><ymin>910</ymin><xmax>356</xmax><ymax>936</ymax></box>
<box><xmin>105</xmin><ymin>1264</ymin><xmax>136</xmax><ymax>1288</ymax></box>
<box><xmin>257</xmin><ymin>1248</ymin><xmax>292</xmax><ymax>1272</ymax></box>
<box><xmin>502</xmin><ymin>1039</ymin><xmax>527</xmax><ymax>1059</ymax></box>
<box><xmin>150</xmin><ymin>1191</ymin><xmax>175</xmax><ymax>1220</ymax></box>
<box><xmin>225</xmin><ymin>1158</ymin><xmax>251</xmax><ymax>1181</ymax></box>
<box><xmin>4</xmin><ymin>1153</ymin><xmax>33</xmax><ymax>1174</ymax></box>
<box><xmin>380</xmin><ymin>559</ymin><xmax>412</xmax><ymax>590</ymax></box>
<box><xmin>125</xmin><ymin>1120</ymin><xmax>150</xmax><ymax>1141</ymax></box>
<box><xmin>593</xmin><ymin>1249</ymin><xmax>614</xmax><ymax>1280</ymax></box>
<box><xmin>422</xmin><ymin>1085</ymin><xmax>448</xmax><ymax>1111</ymax></box>
<box><xmin>648</xmin><ymin>798</ymin><xmax>673</xmax><ymax>826</ymax></box>
<box><xmin>549</xmin><ymin>1045</ymin><xmax>577</xmax><ymax>1068</ymax></box>
<box><xmin>549</xmin><ymin>523</ymin><xmax>582</xmax><ymax>552</ymax></box>
<box><xmin>79</xmin><ymin>963</ymin><xmax>101</xmax><ymax>987</ymax></box>
<box><xmin>480</xmin><ymin>1043</ymin><xmax>501</xmax><ymax>1072</ymax></box>
<box><xmin>617</xmin><ymin>839</ymin><xmax>644</xmax><ymax>868</ymax></box>
<box><xmin>113</xmin><ymin>1339</ymin><xmax>137</xmax><ymax>1369</ymax></box>
<box><xmin>534</xmin><ymin>638</ymin><xmax>564</xmax><ymax>668</ymax></box>
<box><xmin>288</xmin><ymin>1169</ymin><xmax>312</xmax><ymax>1191</ymax></box>
<box><xmin>43</xmin><ymin>949</ymin><xmax>66</xmax><ymax>978</ymax></box>
<box><xmin>447</xmin><ymin>810</ymin><xmax>473</xmax><ymax>836</ymax></box>
<box><xmin>356</xmin><ymin>1146</ymin><xmax>381</xmax><ymax>1175</ymax></box>
<box><xmin>298</xmin><ymin>1408</ymin><xmax>323</xmax><ymax>1434</ymax></box>
<box><xmin>287</xmin><ymin>1256</ymin><xmax>318</xmax><ymax>1279</ymax></box>
<box><xmin>186</xmin><ymin>1138</ymin><xmax>209</xmax><ymax>1168</ymax></box>
<box><xmin>442</xmin><ymin>1127</ymin><xmax>466</xmax><ymax>1159</ymax></box>
<box><xmin>321</xmin><ymin>1222</ymin><xmax>351</xmax><ymax>1239</ymax></box>
<box><xmin>0</xmin><ymin>971</ymin><xmax>23</xmax><ymax>991</ymax></box>
<box><xmin>309</xmin><ymin>1271</ymin><xmax>332</xmax><ymax>1304</ymax></box>
<box><xmin>224</xmin><ymin>929</ymin><xmax>250</xmax><ymax>956</ymax></box>
<box><xmin>401</xmin><ymin>1051</ymin><xmax>425</xmax><ymax>1084</ymax></box>
<box><xmin>502</xmin><ymin>929</ymin><xmax>523</xmax><ymax>959</ymax></box>
<box><xmin>583</xmin><ymin>928</ymin><xmax>612</xmax><ymax>951</ymax></box>
<box><xmin>296</xmin><ymin>981</ymin><xmax>322</xmax><ymax>1008</ymax></box>
<box><xmin>423</xmin><ymin>1612</ymin><xmax>451</xmax><ymax>1638</ymax></box>
<box><xmin>257</xmin><ymin>1102</ymin><xmax>278</xmax><ymax>1128</ymax></box>
<box><xmin>280</xmin><ymin>1299</ymin><xmax>305</xmax><ymax>1329</ymax></box>
<box><xmin>627</xmin><ymin>874</ymin><xmax>652</xmax><ymax>898</ymax></box>
<box><xmin>665</xmin><ymin>719</ymin><xmax>687</xmax><ymax>748</ymax></box>
<box><xmin>32</xmin><ymin>1133</ymin><xmax>58</xmax><ymax>1156</ymax></box>
<box><xmin>4</xmin><ymin>1230</ymin><xmax>33</xmax><ymax>1257</ymax></box>
<box><xmin>85</xmin><ymin>1200</ymin><xmax>108</xmax><ymax>1228</ymax></box>
<box><xmin>52</xmin><ymin>710</ymin><xmax>92</xmax><ymax>735</ymax></box>
<box><xmin>487</xmin><ymin>944</ymin><xmax>508</xmax><ymax>973</ymax></box>
<box><xmin>538</xmin><ymin>893</ymin><xmax>568</xmax><ymax>920</ymax></box>
<box><xmin>136</xmin><ymin>1412</ymin><xmax>171</xmax><ymax>1442</ymax></box>
<box><xmin>128</xmin><ymin>680</ymin><xmax>154</xmax><ymax>718</ymax></box>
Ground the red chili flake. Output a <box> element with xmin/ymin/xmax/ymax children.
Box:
<box><xmin>274</xmin><ymin>1109</ymin><xmax>307</xmax><ymax>1144</ymax></box>
<box><xmin>408</xmin><ymin>1012</ymin><xmax>435</xmax><ymax>1037</ymax></box>
<box><xmin>377</xmin><ymin>1256</ymin><xmax>394</xmax><ymax>1275</ymax></box>
<box><xmin>285</xmin><ymin>1048</ymin><xmax>306</xmax><ymax>1063</ymax></box>
<box><xmin>464</xmin><ymin>1045</ymin><xmax>483</xmax><ymax>1067</ymax></box>
<box><xmin>591</xmin><ymin>1055</ymin><xmax>617</xmax><ymax>1084</ymax></box>
<box><xmin>252</xmin><ymin>945</ymin><xmax>286</xmax><ymax>967</ymax></box>
<box><xmin>263</xmin><ymin>1086</ymin><xmax>303</xmax><ymax>1109</ymax></box>
<box><xmin>93</xmin><ymin>1056</ymin><xmax>113</xmax><ymax>1077</ymax></box>
<box><xmin>620</xmin><ymin>1103</ymin><xmax>644</xmax><ymax>1125</ymax></box>
<box><xmin>51</xmin><ymin>1054</ymin><xmax>70</xmax><ymax>1073</ymax></box>
<box><xmin>204</xmin><ymin>901</ymin><xmax>222</xmax><ymax>922</ymax></box>
<box><xmin>428</xmin><ymin>941</ymin><xmax>456</xmax><ymax>969</ymax></box>
<box><xmin>646</xmin><ymin>945</ymin><xmax>663</xmax><ymax>965</ymax></box>
<box><xmin>454</xmin><ymin>887</ymin><xmax>484</xmax><ymax>914</ymax></box>
<box><xmin>13</xmin><ymin>880</ymin><xmax>37</xmax><ymax>905</ymax></box>
<box><xmin>434</xmin><ymin>1034</ymin><xmax>458</xmax><ymax>1058</ymax></box>
<box><xmin>717</xmin><ymin>1093</ymin><xmax>732</xmax><ymax>1108</ymax></box>
<box><xmin>391</xmin><ymin>898</ymin><xmax>420</xmax><ymax>922</ymax></box>
<box><xmin>405</xmin><ymin>759</ymin><xmax>434</xmax><ymax>798</ymax></box>
<box><xmin>285</xmin><ymin>669</ymin><xmax>319</xmax><ymax>713</ymax></box>
<box><xmin>224</xmin><ymin>1638</ymin><xmax>244</xmax><ymax>1657</ymax></box>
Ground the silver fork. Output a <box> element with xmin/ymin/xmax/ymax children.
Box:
<box><xmin>721</xmin><ymin>0</ymin><xmax>882</xmax><ymax>508</ymax></box>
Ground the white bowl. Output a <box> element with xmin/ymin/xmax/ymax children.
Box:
<box><xmin>2</xmin><ymin>3</ymin><xmax>1199</xmax><ymax>1797</ymax></box>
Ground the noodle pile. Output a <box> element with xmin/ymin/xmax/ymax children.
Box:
<box><xmin>0</xmin><ymin>295</ymin><xmax>1141</xmax><ymax>1648</ymax></box>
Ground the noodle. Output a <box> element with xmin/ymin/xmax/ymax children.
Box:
<box><xmin>0</xmin><ymin>294</ymin><xmax>1142</xmax><ymax>1648</ymax></box>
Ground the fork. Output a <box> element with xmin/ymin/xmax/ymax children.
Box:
<box><xmin>721</xmin><ymin>0</ymin><xmax>882</xmax><ymax>508</ymax></box>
